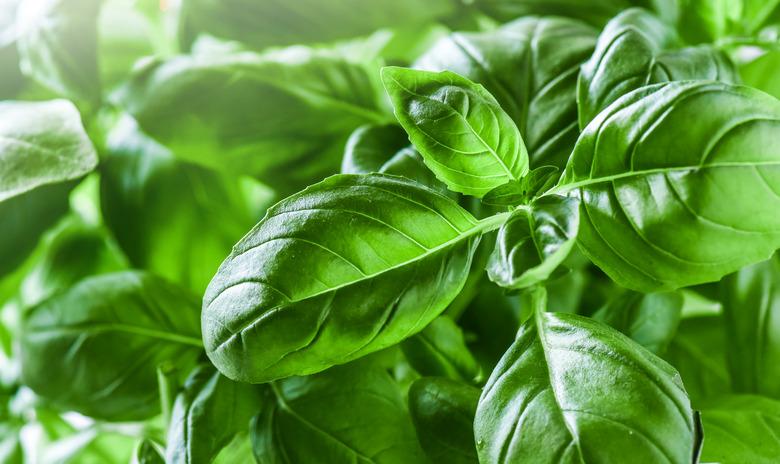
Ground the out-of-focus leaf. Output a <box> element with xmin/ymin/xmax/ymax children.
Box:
<box><xmin>401</xmin><ymin>316</ymin><xmax>483</xmax><ymax>384</ymax></box>
<box><xmin>740</xmin><ymin>50</ymin><xmax>780</xmax><ymax>100</ymax></box>
<box><xmin>699</xmin><ymin>394</ymin><xmax>780</xmax><ymax>463</ymax></box>
<box><xmin>341</xmin><ymin>124</ymin><xmax>408</xmax><ymax>174</ymax></box>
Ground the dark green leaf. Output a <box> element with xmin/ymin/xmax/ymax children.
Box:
<box><xmin>100</xmin><ymin>115</ymin><xmax>271</xmax><ymax>294</ymax></box>
<box><xmin>721</xmin><ymin>254</ymin><xmax>780</xmax><ymax>397</ymax></box>
<box><xmin>341</xmin><ymin>124</ymin><xmax>408</xmax><ymax>174</ymax></box>
<box><xmin>203</xmin><ymin>174</ymin><xmax>506</xmax><ymax>383</ymax></box>
<box><xmin>578</xmin><ymin>8</ymin><xmax>738</xmax><ymax>128</ymax></box>
<box><xmin>382</xmin><ymin>66</ymin><xmax>528</xmax><ymax>197</ymax></box>
<box><xmin>482</xmin><ymin>166</ymin><xmax>559</xmax><ymax>207</ymax></box>
<box><xmin>408</xmin><ymin>377</ymin><xmax>479</xmax><ymax>464</ymax></box>
<box><xmin>699</xmin><ymin>394</ymin><xmax>780</xmax><ymax>463</ymax></box>
<box><xmin>380</xmin><ymin>147</ymin><xmax>449</xmax><ymax>194</ymax></box>
<box><xmin>593</xmin><ymin>291</ymin><xmax>683</xmax><ymax>354</ymax></box>
<box><xmin>475</xmin><ymin>311</ymin><xmax>695</xmax><ymax>463</ymax></box>
<box><xmin>416</xmin><ymin>17</ymin><xmax>597</xmax><ymax>169</ymax></box>
<box><xmin>166</xmin><ymin>365</ymin><xmax>263</xmax><ymax>464</ymax></box>
<box><xmin>401</xmin><ymin>316</ymin><xmax>483</xmax><ymax>383</ymax></box>
<box><xmin>0</xmin><ymin>100</ymin><xmax>98</xmax><ymax>278</ymax></box>
<box><xmin>21</xmin><ymin>271</ymin><xmax>202</xmax><ymax>420</ymax></box>
<box><xmin>251</xmin><ymin>362</ymin><xmax>426</xmax><ymax>464</ymax></box>
<box><xmin>487</xmin><ymin>195</ymin><xmax>579</xmax><ymax>289</ymax></box>
<box><xmin>16</xmin><ymin>0</ymin><xmax>102</xmax><ymax>102</ymax></box>
<box><xmin>555</xmin><ymin>81</ymin><xmax>780</xmax><ymax>292</ymax></box>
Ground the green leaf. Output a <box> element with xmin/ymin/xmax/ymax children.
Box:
<box><xmin>699</xmin><ymin>394</ymin><xmax>780</xmax><ymax>463</ymax></box>
<box><xmin>15</xmin><ymin>0</ymin><xmax>102</xmax><ymax>102</ymax></box>
<box><xmin>408</xmin><ymin>377</ymin><xmax>480</xmax><ymax>464</ymax></box>
<box><xmin>401</xmin><ymin>316</ymin><xmax>483</xmax><ymax>383</ymax></box>
<box><xmin>592</xmin><ymin>291</ymin><xmax>683</xmax><ymax>354</ymax></box>
<box><xmin>381</xmin><ymin>66</ymin><xmax>528</xmax><ymax>197</ymax></box>
<box><xmin>178</xmin><ymin>0</ymin><xmax>460</xmax><ymax>51</ymax></box>
<box><xmin>21</xmin><ymin>271</ymin><xmax>202</xmax><ymax>421</ymax></box>
<box><xmin>0</xmin><ymin>100</ymin><xmax>98</xmax><ymax>278</ymax></box>
<box><xmin>482</xmin><ymin>166</ymin><xmax>559</xmax><ymax>207</ymax></box>
<box><xmin>117</xmin><ymin>46</ymin><xmax>389</xmax><ymax>194</ymax></box>
<box><xmin>578</xmin><ymin>8</ymin><xmax>738</xmax><ymax>128</ymax></box>
<box><xmin>166</xmin><ymin>365</ymin><xmax>263</xmax><ymax>464</ymax></box>
<box><xmin>100</xmin><ymin>115</ymin><xmax>271</xmax><ymax>294</ymax></box>
<box><xmin>380</xmin><ymin>147</ymin><xmax>449</xmax><ymax>195</ymax></box>
<box><xmin>487</xmin><ymin>195</ymin><xmax>580</xmax><ymax>289</ymax></box>
<box><xmin>555</xmin><ymin>81</ymin><xmax>780</xmax><ymax>292</ymax></box>
<box><xmin>135</xmin><ymin>440</ymin><xmax>164</xmax><ymax>464</ymax></box>
<box><xmin>341</xmin><ymin>124</ymin><xmax>408</xmax><ymax>174</ymax></box>
<box><xmin>202</xmin><ymin>174</ymin><xmax>506</xmax><ymax>383</ymax></box>
<box><xmin>251</xmin><ymin>362</ymin><xmax>426</xmax><ymax>464</ymax></box>
<box><xmin>0</xmin><ymin>0</ymin><xmax>24</xmax><ymax>99</ymax></box>
<box><xmin>721</xmin><ymin>254</ymin><xmax>780</xmax><ymax>397</ymax></box>
<box><xmin>662</xmin><ymin>315</ymin><xmax>731</xmax><ymax>405</ymax></box>
<box><xmin>0</xmin><ymin>423</ymin><xmax>22</xmax><ymax>464</ymax></box>
<box><xmin>475</xmin><ymin>311</ymin><xmax>695</xmax><ymax>463</ymax></box>
<box><xmin>415</xmin><ymin>17</ymin><xmax>597</xmax><ymax>169</ymax></box>
<box><xmin>475</xmin><ymin>0</ymin><xmax>630</xmax><ymax>27</ymax></box>
<box><xmin>740</xmin><ymin>50</ymin><xmax>780</xmax><ymax>100</ymax></box>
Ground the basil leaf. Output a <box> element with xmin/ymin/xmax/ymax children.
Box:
<box><xmin>408</xmin><ymin>377</ymin><xmax>480</xmax><ymax>464</ymax></box>
<box><xmin>699</xmin><ymin>394</ymin><xmax>780</xmax><ymax>463</ymax></box>
<box><xmin>0</xmin><ymin>0</ymin><xmax>24</xmax><ymax>99</ymax></box>
<box><xmin>401</xmin><ymin>316</ymin><xmax>483</xmax><ymax>383</ymax></box>
<box><xmin>578</xmin><ymin>8</ymin><xmax>738</xmax><ymax>128</ymax></box>
<box><xmin>341</xmin><ymin>124</ymin><xmax>408</xmax><ymax>174</ymax></box>
<box><xmin>662</xmin><ymin>315</ymin><xmax>731</xmax><ymax>404</ymax></box>
<box><xmin>593</xmin><ymin>291</ymin><xmax>683</xmax><ymax>354</ymax></box>
<box><xmin>16</xmin><ymin>0</ymin><xmax>102</xmax><ymax>102</ymax></box>
<box><xmin>487</xmin><ymin>195</ymin><xmax>580</xmax><ymax>289</ymax></box>
<box><xmin>135</xmin><ymin>440</ymin><xmax>164</xmax><ymax>464</ymax></box>
<box><xmin>721</xmin><ymin>254</ymin><xmax>780</xmax><ymax>397</ymax></box>
<box><xmin>251</xmin><ymin>362</ymin><xmax>426</xmax><ymax>464</ymax></box>
<box><xmin>415</xmin><ymin>17</ymin><xmax>597</xmax><ymax>169</ymax></box>
<box><xmin>475</xmin><ymin>0</ymin><xmax>630</xmax><ymax>27</ymax></box>
<box><xmin>475</xmin><ymin>311</ymin><xmax>695</xmax><ymax>463</ymax></box>
<box><xmin>101</xmin><ymin>115</ymin><xmax>270</xmax><ymax>294</ymax></box>
<box><xmin>166</xmin><ymin>365</ymin><xmax>263</xmax><ymax>464</ymax></box>
<box><xmin>382</xmin><ymin>66</ymin><xmax>528</xmax><ymax>197</ymax></box>
<box><xmin>203</xmin><ymin>174</ymin><xmax>506</xmax><ymax>383</ymax></box>
<box><xmin>117</xmin><ymin>46</ymin><xmax>389</xmax><ymax>194</ymax></box>
<box><xmin>556</xmin><ymin>81</ymin><xmax>780</xmax><ymax>292</ymax></box>
<box><xmin>0</xmin><ymin>100</ymin><xmax>98</xmax><ymax>277</ymax></box>
<box><xmin>740</xmin><ymin>50</ymin><xmax>780</xmax><ymax>100</ymax></box>
<box><xmin>380</xmin><ymin>147</ymin><xmax>449</xmax><ymax>195</ymax></box>
<box><xmin>178</xmin><ymin>0</ymin><xmax>460</xmax><ymax>50</ymax></box>
<box><xmin>482</xmin><ymin>166</ymin><xmax>560</xmax><ymax>207</ymax></box>
<box><xmin>21</xmin><ymin>271</ymin><xmax>202</xmax><ymax>421</ymax></box>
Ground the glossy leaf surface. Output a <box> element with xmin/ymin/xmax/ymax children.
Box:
<box><xmin>382</xmin><ymin>66</ymin><xmax>528</xmax><ymax>197</ymax></box>
<box><xmin>203</xmin><ymin>174</ymin><xmax>502</xmax><ymax>383</ymax></box>
<box><xmin>475</xmin><ymin>311</ymin><xmax>695</xmax><ymax>463</ymax></box>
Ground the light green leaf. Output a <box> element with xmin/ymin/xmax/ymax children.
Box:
<box><xmin>721</xmin><ymin>254</ymin><xmax>780</xmax><ymax>397</ymax></box>
<box><xmin>401</xmin><ymin>316</ymin><xmax>483</xmax><ymax>383</ymax></box>
<box><xmin>21</xmin><ymin>271</ymin><xmax>202</xmax><ymax>420</ymax></box>
<box><xmin>556</xmin><ymin>81</ymin><xmax>780</xmax><ymax>292</ymax></box>
<box><xmin>740</xmin><ymin>50</ymin><xmax>780</xmax><ymax>100</ymax></box>
<box><xmin>487</xmin><ymin>195</ymin><xmax>579</xmax><ymax>289</ymax></box>
<box><xmin>415</xmin><ymin>17</ymin><xmax>597</xmax><ymax>169</ymax></box>
<box><xmin>251</xmin><ymin>362</ymin><xmax>426</xmax><ymax>464</ymax></box>
<box><xmin>0</xmin><ymin>100</ymin><xmax>98</xmax><ymax>277</ymax></box>
<box><xmin>341</xmin><ymin>124</ymin><xmax>408</xmax><ymax>174</ymax></box>
<box><xmin>100</xmin><ymin>115</ymin><xmax>271</xmax><ymax>294</ymax></box>
<box><xmin>699</xmin><ymin>394</ymin><xmax>780</xmax><ymax>463</ymax></box>
<box><xmin>382</xmin><ymin>66</ymin><xmax>528</xmax><ymax>197</ymax></box>
<box><xmin>593</xmin><ymin>291</ymin><xmax>683</xmax><ymax>354</ymax></box>
<box><xmin>408</xmin><ymin>377</ymin><xmax>480</xmax><ymax>464</ymax></box>
<box><xmin>166</xmin><ymin>365</ymin><xmax>263</xmax><ymax>464</ymax></box>
<box><xmin>203</xmin><ymin>174</ymin><xmax>507</xmax><ymax>383</ymax></box>
<box><xmin>578</xmin><ymin>8</ymin><xmax>738</xmax><ymax>129</ymax></box>
<box><xmin>476</xmin><ymin>311</ymin><xmax>696</xmax><ymax>463</ymax></box>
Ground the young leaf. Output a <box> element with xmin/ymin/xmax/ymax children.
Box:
<box><xmin>482</xmin><ymin>166</ymin><xmax>559</xmax><ymax>207</ymax></box>
<box><xmin>202</xmin><ymin>174</ymin><xmax>508</xmax><ymax>383</ymax></box>
<box><xmin>487</xmin><ymin>195</ymin><xmax>580</xmax><ymax>289</ymax></box>
<box><xmin>135</xmin><ymin>440</ymin><xmax>164</xmax><ymax>464</ymax></box>
<box><xmin>415</xmin><ymin>17</ymin><xmax>597</xmax><ymax>168</ymax></box>
<box><xmin>21</xmin><ymin>271</ymin><xmax>202</xmax><ymax>421</ymax></box>
<box><xmin>341</xmin><ymin>124</ymin><xmax>408</xmax><ymax>174</ymax></box>
<box><xmin>381</xmin><ymin>66</ymin><xmax>528</xmax><ymax>197</ymax></box>
<box><xmin>555</xmin><ymin>81</ymin><xmax>780</xmax><ymax>292</ymax></box>
<box><xmin>698</xmin><ymin>394</ymin><xmax>780</xmax><ymax>463</ymax></box>
<box><xmin>578</xmin><ymin>8</ymin><xmax>738</xmax><ymax>128</ymax></box>
<box><xmin>408</xmin><ymin>377</ymin><xmax>480</xmax><ymax>464</ymax></box>
<box><xmin>0</xmin><ymin>100</ymin><xmax>98</xmax><ymax>277</ymax></box>
<box><xmin>721</xmin><ymin>254</ymin><xmax>780</xmax><ymax>397</ymax></box>
<box><xmin>475</xmin><ymin>311</ymin><xmax>696</xmax><ymax>463</ymax></box>
<box><xmin>251</xmin><ymin>362</ymin><xmax>426</xmax><ymax>464</ymax></box>
<box><xmin>401</xmin><ymin>316</ymin><xmax>483</xmax><ymax>383</ymax></box>
<box><xmin>592</xmin><ymin>291</ymin><xmax>683</xmax><ymax>354</ymax></box>
<box><xmin>166</xmin><ymin>365</ymin><xmax>263</xmax><ymax>464</ymax></box>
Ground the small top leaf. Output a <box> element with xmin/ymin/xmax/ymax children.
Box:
<box><xmin>381</xmin><ymin>66</ymin><xmax>528</xmax><ymax>197</ymax></box>
<box><xmin>482</xmin><ymin>165</ymin><xmax>560</xmax><ymax>207</ymax></box>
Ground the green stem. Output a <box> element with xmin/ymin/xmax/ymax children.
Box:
<box><xmin>529</xmin><ymin>285</ymin><xmax>548</xmax><ymax>314</ymax></box>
